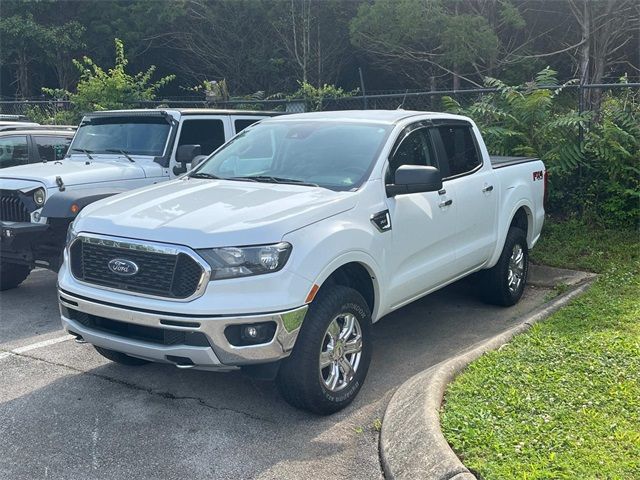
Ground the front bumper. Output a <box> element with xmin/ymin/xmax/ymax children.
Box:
<box><xmin>1</xmin><ymin>220</ymin><xmax>48</xmax><ymax>248</ymax></box>
<box><xmin>59</xmin><ymin>288</ymin><xmax>308</xmax><ymax>370</ymax></box>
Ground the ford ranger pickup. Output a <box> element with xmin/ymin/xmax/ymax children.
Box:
<box><xmin>58</xmin><ymin>110</ymin><xmax>546</xmax><ymax>414</ymax></box>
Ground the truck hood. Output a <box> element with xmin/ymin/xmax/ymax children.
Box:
<box><xmin>75</xmin><ymin>178</ymin><xmax>358</xmax><ymax>248</ymax></box>
<box><xmin>0</xmin><ymin>156</ymin><xmax>151</xmax><ymax>189</ymax></box>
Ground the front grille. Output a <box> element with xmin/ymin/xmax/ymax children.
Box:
<box><xmin>63</xmin><ymin>306</ymin><xmax>210</xmax><ymax>347</ymax></box>
<box><xmin>0</xmin><ymin>191</ymin><xmax>31</xmax><ymax>222</ymax></box>
<box><xmin>70</xmin><ymin>237</ymin><xmax>205</xmax><ymax>299</ymax></box>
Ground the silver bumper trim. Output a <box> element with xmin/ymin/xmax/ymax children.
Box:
<box><xmin>59</xmin><ymin>289</ymin><xmax>308</xmax><ymax>368</ymax></box>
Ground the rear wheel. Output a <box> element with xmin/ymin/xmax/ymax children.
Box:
<box><xmin>481</xmin><ymin>227</ymin><xmax>529</xmax><ymax>306</ymax></box>
<box><xmin>277</xmin><ymin>285</ymin><xmax>372</xmax><ymax>415</ymax></box>
<box><xmin>94</xmin><ymin>346</ymin><xmax>150</xmax><ymax>366</ymax></box>
<box><xmin>0</xmin><ymin>263</ymin><xmax>31</xmax><ymax>291</ymax></box>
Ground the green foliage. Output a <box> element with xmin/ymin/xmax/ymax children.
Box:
<box><xmin>581</xmin><ymin>90</ymin><xmax>640</xmax><ymax>228</ymax></box>
<box><xmin>443</xmin><ymin>68</ymin><xmax>637</xmax><ymax>229</ymax></box>
<box><xmin>442</xmin><ymin>220</ymin><xmax>640</xmax><ymax>479</ymax></box>
<box><xmin>288</xmin><ymin>82</ymin><xmax>358</xmax><ymax>111</ymax></box>
<box><xmin>43</xmin><ymin>39</ymin><xmax>174</xmax><ymax>121</ymax></box>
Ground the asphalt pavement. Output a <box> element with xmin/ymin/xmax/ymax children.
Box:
<box><xmin>0</xmin><ymin>267</ymin><xmax>571</xmax><ymax>480</ymax></box>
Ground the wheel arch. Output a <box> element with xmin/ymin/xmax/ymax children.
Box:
<box><xmin>311</xmin><ymin>254</ymin><xmax>382</xmax><ymax>321</ymax></box>
<box><xmin>488</xmin><ymin>201</ymin><xmax>535</xmax><ymax>268</ymax></box>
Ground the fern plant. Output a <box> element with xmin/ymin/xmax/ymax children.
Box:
<box><xmin>443</xmin><ymin>67</ymin><xmax>590</xmax><ymax>174</ymax></box>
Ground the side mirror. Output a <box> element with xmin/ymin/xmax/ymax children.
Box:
<box><xmin>190</xmin><ymin>155</ymin><xmax>208</xmax><ymax>170</ymax></box>
<box><xmin>386</xmin><ymin>165</ymin><xmax>443</xmax><ymax>197</ymax></box>
<box><xmin>176</xmin><ymin>144</ymin><xmax>201</xmax><ymax>164</ymax></box>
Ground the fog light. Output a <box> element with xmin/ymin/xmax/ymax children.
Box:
<box><xmin>33</xmin><ymin>211</ymin><xmax>41</xmax><ymax>222</ymax></box>
<box><xmin>244</xmin><ymin>326</ymin><xmax>258</xmax><ymax>338</ymax></box>
<box><xmin>224</xmin><ymin>322</ymin><xmax>277</xmax><ymax>346</ymax></box>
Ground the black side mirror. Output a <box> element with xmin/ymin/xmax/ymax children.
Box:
<box><xmin>386</xmin><ymin>165</ymin><xmax>443</xmax><ymax>197</ymax></box>
<box><xmin>176</xmin><ymin>144</ymin><xmax>201</xmax><ymax>164</ymax></box>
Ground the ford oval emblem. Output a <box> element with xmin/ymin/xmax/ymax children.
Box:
<box><xmin>107</xmin><ymin>258</ymin><xmax>139</xmax><ymax>276</ymax></box>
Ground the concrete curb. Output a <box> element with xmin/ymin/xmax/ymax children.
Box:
<box><xmin>379</xmin><ymin>276</ymin><xmax>596</xmax><ymax>480</ymax></box>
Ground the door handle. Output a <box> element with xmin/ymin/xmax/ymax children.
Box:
<box><xmin>439</xmin><ymin>199</ymin><xmax>453</xmax><ymax>207</ymax></box>
<box><xmin>482</xmin><ymin>185</ymin><xmax>494</xmax><ymax>193</ymax></box>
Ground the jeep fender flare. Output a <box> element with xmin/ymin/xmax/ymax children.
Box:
<box><xmin>41</xmin><ymin>188</ymin><xmax>124</xmax><ymax>218</ymax></box>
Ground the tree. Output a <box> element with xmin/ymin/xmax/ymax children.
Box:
<box><xmin>349</xmin><ymin>0</ymin><xmax>524</xmax><ymax>89</ymax></box>
<box><xmin>0</xmin><ymin>14</ymin><xmax>48</xmax><ymax>97</ymax></box>
<box><xmin>569</xmin><ymin>0</ymin><xmax>639</xmax><ymax>111</ymax></box>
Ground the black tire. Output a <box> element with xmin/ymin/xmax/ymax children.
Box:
<box><xmin>276</xmin><ymin>285</ymin><xmax>372</xmax><ymax>415</ymax></box>
<box><xmin>0</xmin><ymin>263</ymin><xmax>31</xmax><ymax>291</ymax></box>
<box><xmin>94</xmin><ymin>346</ymin><xmax>150</xmax><ymax>366</ymax></box>
<box><xmin>480</xmin><ymin>227</ymin><xmax>529</xmax><ymax>306</ymax></box>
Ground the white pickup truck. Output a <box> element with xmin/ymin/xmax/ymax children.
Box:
<box><xmin>0</xmin><ymin>109</ymin><xmax>277</xmax><ymax>289</ymax></box>
<box><xmin>58</xmin><ymin>110</ymin><xmax>546</xmax><ymax>414</ymax></box>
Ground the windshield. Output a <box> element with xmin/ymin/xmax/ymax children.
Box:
<box><xmin>70</xmin><ymin>117</ymin><xmax>171</xmax><ymax>156</ymax></box>
<box><xmin>192</xmin><ymin>120</ymin><xmax>392</xmax><ymax>191</ymax></box>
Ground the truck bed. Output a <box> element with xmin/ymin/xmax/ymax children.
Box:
<box><xmin>490</xmin><ymin>156</ymin><xmax>539</xmax><ymax>169</ymax></box>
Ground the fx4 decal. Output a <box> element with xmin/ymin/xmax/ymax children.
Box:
<box><xmin>533</xmin><ymin>170</ymin><xmax>544</xmax><ymax>181</ymax></box>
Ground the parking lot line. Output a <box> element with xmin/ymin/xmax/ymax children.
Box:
<box><xmin>0</xmin><ymin>334</ymin><xmax>73</xmax><ymax>361</ymax></box>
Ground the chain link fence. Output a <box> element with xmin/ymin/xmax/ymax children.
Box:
<box><xmin>1</xmin><ymin>83</ymin><xmax>638</xmax><ymax>123</ymax></box>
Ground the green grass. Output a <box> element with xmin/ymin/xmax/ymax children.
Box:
<box><xmin>440</xmin><ymin>220</ymin><xmax>640</xmax><ymax>479</ymax></box>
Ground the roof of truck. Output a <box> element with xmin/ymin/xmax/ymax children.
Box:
<box><xmin>0</xmin><ymin>129</ymin><xmax>75</xmax><ymax>137</ymax></box>
<box><xmin>266</xmin><ymin>110</ymin><xmax>469</xmax><ymax>125</ymax></box>
<box><xmin>83</xmin><ymin>108</ymin><xmax>282</xmax><ymax>117</ymax></box>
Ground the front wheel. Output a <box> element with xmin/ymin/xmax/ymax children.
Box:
<box><xmin>0</xmin><ymin>263</ymin><xmax>32</xmax><ymax>291</ymax></box>
<box><xmin>480</xmin><ymin>227</ymin><xmax>529</xmax><ymax>306</ymax></box>
<box><xmin>277</xmin><ymin>285</ymin><xmax>372</xmax><ymax>415</ymax></box>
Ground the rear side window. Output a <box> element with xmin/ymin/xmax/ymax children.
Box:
<box><xmin>436</xmin><ymin>125</ymin><xmax>481</xmax><ymax>177</ymax></box>
<box><xmin>178</xmin><ymin>119</ymin><xmax>225</xmax><ymax>155</ymax></box>
<box><xmin>0</xmin><ymin>135</ymin><xmax>29</xmax><ymax>167</ymax></box>
<box><xmin>234</xmin><ymin>119</ymin><xmax>259</xmax><ymax>134</ymax></box>
<box><xmin>34</xmin><ymin>135</ymin><xmax>72</xmax><ymax>162</ymax></box>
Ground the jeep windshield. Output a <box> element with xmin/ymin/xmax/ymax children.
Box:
<box><xmin>70</xmin><ymin>116</ymin><xmax>171</xmax><ymax>157</ymax></box>
<box><xmin>192</xmin><ymin>120</ymin><xmax>392</xmax><ymax>191</ymax></box>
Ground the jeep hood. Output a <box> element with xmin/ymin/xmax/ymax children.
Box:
<box><xmin>76</xmin><ymin>178</ymin><xmax>358</xmax><ymax>248</ymax></box>
<box><xmin>0</xmin><ymin>157</ymin><xmax>148</xmax><ymax>189</ymax></box>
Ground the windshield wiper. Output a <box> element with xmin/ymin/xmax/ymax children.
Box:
<box><xmin>189</xmin><ymin>172</ymin><xmax>220</xmax><ymax>179</ymax></box>
<box><xmin>229</xmin><ymin>175</ymin><xmax>319</xmax><ymax>187</ymax></box>
<box><xmin>70</xmin><ymin>148</ymin><xmax>93</xmax><ymax>160</ymax></box>
<box><xmin>104</xmin><ymin>149</ymin><xmax>135</xmax><ymax>163</ymax></box>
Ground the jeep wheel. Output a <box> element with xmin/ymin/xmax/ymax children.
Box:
<box><xmin>0</xmin><ymin>263</ymin><xmax>32</xmax><ymax>291</ymax></box>
<box><xmin>481</xmin><ymin>227</ymin><xmax>529</xmax><ymax>306</ymax></box>
<box><xmin>94</xmin><ymin>346</ymin><xmax>150</xmax><ymax>366</ymax></box>
<box><xmin>277</xmin><ymin>285</ymin><xmax>372</xmax><ymax>415</ymax></box>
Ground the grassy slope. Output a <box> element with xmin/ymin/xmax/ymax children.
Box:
<box><xmin>440</xmin><ymin>220</ymin><xmax>640</xmax><ymax>479</ymax></box>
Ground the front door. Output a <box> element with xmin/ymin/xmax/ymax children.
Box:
<box><xmin>384</xmin><ymin>124</ymin><xmax>458</xmax><ymax>310</ymax></box>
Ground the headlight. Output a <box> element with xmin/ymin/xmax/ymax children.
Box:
<box><xmin>198</xmin><ymin>242</ymin><xmax>292</xmax><ymax>280</ymax></box>
<box><xmin>33</xmin><ymin>188</ymin><xmax>46</xmax><ymax>206</ymax></box>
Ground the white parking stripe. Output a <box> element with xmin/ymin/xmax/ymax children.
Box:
<box><xmin>0</xmin><ymin>334</ymin><xmax>73</xmax><ymax>361</ymax></box>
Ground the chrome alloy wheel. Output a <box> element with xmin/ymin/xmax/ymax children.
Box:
<box><xmin>507</xmin><ymin>244</ymin><xmax>525</xmax><ymax>294</ymax></box>
<box><xmin>319</xmin><ymin>313</ymin><xmax>363</xmax><ymax>392</ymax></box>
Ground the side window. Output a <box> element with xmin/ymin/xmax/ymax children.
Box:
<box><xmin>234</xmin><ymin>118</ymin><xmax>259</xmax><ymax>134</ymax></box>
<box><xmin>387</xmin><ymin>127</ymin><xmax>436</xmax><ymax>183</ymax></box>
<box><xmin>0</xmin><ymin>135</ymin><xmax>29</xmax><ymax>168</ymax></box>
<box><xmin>34</xmin><ymin>136</ymin><xmax>72</xmax><ymax>162</ymax></box>
<box><xmin>177</xmin><ymin>119</ymin><xmax>226</xmax><ymax>155</ymax></box>
<box><xmin>436</xmin><ymin>125</ymin><xmax>481</xmax><ymax>177</ymax></box>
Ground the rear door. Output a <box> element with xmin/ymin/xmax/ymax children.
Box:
<box><xmin>384</xmin><ymin>122</ymin><xmax>458</xmax><ymax>309</ymax></box>
<box><xmin>232</xmin><ymin>116</ymin><xmax>264</xmax><ymax>135</ymax></box>
<box><xmin>431</xmin><ymin>122</ymin><xmax>498</xmax><ymax>272</ymax></box>
<box><xmin>170</xmin><ymin>115</ymin><xmax>232</xmax><ymax>177</ymax></box>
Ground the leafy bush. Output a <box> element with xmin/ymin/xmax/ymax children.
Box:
<box><xmin>43</xmin><ymin>38</ymin><xmax>174</xmax><ymax>122</ymax></box>
<box><xmin>288</xmin><ymin>82</ymin><xmax>358</xmax><ymax>111</ymax></box>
